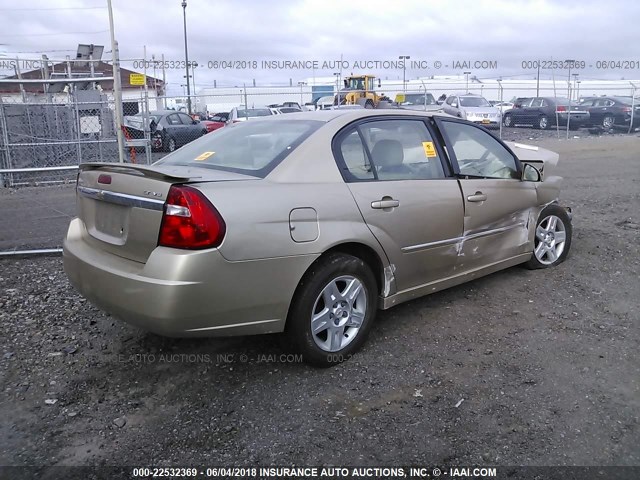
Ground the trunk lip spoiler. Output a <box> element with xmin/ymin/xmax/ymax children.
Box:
<box><xmin>77</xmin><ymin>185</ymin><xmax>165</xmax><ymax>211</ymax></box>
<box><xmin>79</xmin><ymin>162</ymin><xmax>196</xmax><ymax>181</ymax></box>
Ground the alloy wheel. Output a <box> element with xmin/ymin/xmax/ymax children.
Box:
<box><xmin>310</xmin><ymin>275</ymin><xmax>367</xmax><ymax>352</ymax></box>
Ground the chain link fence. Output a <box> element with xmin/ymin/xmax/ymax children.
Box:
<box><xmin>0</xmin><ymin>73</ymin><xmax>638</xmax><ymax>253</ymax></box>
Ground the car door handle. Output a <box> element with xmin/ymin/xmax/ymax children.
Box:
<box><xmin>467</xmin><ymin>192</ymin><xmax>487</xmax><ymax>202</ymax></box>
<box><xmin>371</xmin><ymin>198</ymin><xmax>400</xmax><ymax>209</ymax></box>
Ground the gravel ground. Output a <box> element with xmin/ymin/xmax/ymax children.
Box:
<box><xmin>0</xmin><ymin>133</ymin><xmax>639</xmax><ymax>474</ymax></box>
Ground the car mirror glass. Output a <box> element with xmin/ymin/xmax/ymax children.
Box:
<box><xmin>522</xmin><ymin>163</ymin><xmax>542</xmax><ymax>182</ymax></box>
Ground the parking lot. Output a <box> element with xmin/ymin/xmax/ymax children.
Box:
<box><xmin>1</xmin><ymin>132</ymin><xmax>639</xmax><ymax>469</ymax></box>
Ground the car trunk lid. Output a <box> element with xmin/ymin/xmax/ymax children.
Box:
<box><xmin>76</xmin><ymin>163</ymin><xmax>254</xmax><ymax>263</ymax></box>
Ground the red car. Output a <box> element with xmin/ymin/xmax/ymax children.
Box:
<box><xmin>201</xmin><ymin>112</ymin><xmax>229</xmax><ymax>132</ymax></box>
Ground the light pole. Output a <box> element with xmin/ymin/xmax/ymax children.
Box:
<box><xmin>464</xmin><ymin>71</ymin><xmax>471</xmax><ymax>93</ymax></box>
<box><xmin>572</xmin><ymin>73</ymin><xmax>579</xmax><ymax>101</ymax></box>
<box><xmin>333</xmin><ymin>72</ymin><xmax>340</xmax><ymax>105</ymax></box>
<box><xmin>298</xmin><ymin>81</ymin><xmax>306</xmax><ymax>106</ymax></box>
<box><xmin>497</xmin><ymin>78</ymin><xmax>503</xmax><ymax>139</ymax></box>
<box><xmin>565</xmin><ymin>60</ymin><xmax>574</xmax><ymax>138</ymax></box>
<box><xmin>181</xmin><ymin>0</ymin><xmax>192</xmax><ymax>115</ymax></box>
<box><xmin>184</xmin><ymin>61</ymin><xmax>198</xmax><ymax>112</ymax></box>
<box><xmin>399</xmin><ymin>55</ymin><xmax>410</xmax><ymax>92</ymax></box>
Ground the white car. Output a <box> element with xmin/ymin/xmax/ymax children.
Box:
<box><xmin>228</xmin><ymin>106</ymin><xmax>273</xmax><ymax>123</ymax></box>
<box><xmin>492</xmin><ymin>101</ymin><xmax>515</xmax><ymax>114</ymax></box>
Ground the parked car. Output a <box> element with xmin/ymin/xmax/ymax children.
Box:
<box><xmin>394</xmin><ymin>92</ymin><xmax>442</xmax><ymax>112</ymax></box>
<box><xmin>64</xmin><ymin>109</ymin><xmax>572</xmax><ymax>366</ymax></box>
<box><xmin>442</xmin><ymin>93</ymin><xmax>501</xmax><ymax>129</ymax></box>
<box><xmin>228</xmin><ymin>106</ymin><xmax>273</xmax><ymax>123</ymax></box>
<box><xmin>578</xmin><ymin>96</ymin><xmax>640</xmax><ymax>129</ymax></box>
<box><xmin>502</xmin><ymin>97</ymin><xmax>590</xmax><ymax>130</ymax></box>
<box><xmin>124</xmin><ymin>110</ymin><xmax>208</xmax><ymax>152</ymax></box>
<box><xmin>315</xmin><ymin>95</ymin><xmax>335</xmax><ymax>110</ymax></box>
<box><xmin>491</xmin><ymin>101</ymin><xmax>515</xmax><ymax>114</ymax></box>
<box><xmin>207</xmin><ymin>112</ymin><xmax>229</xmax><ymax>130</ymax></box>
<box><xmin>201</xmin><ymin>113</ymin><xmax>228</xmax><ymax>133</ymax></box>
<box><xmin>275</xmin><ymin>107</ymin><xmax>304</xmax><ymax>114</ymax></box>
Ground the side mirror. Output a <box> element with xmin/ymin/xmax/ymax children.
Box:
<box><xmin>522</xmin><ymin>163</ymin><xmax>542</xmax><ymax>182</ymax></box>
<box><xmin>192</xmin><ymin>119</ymin><xmax>199</xmax><ymax>124</ymax></box>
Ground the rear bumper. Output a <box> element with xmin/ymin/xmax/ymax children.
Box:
<box><xmin>63</xmin><ymin>218</ymin><xmax>317</xmax><ymax>337</ymax></box>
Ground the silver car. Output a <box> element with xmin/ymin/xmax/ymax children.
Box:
<box><xmin>64</xmin><ymin>110</ymin><xmax>572</xmax><ymax>366</ymax></box>
<box><xmin>443</xmin><ymin>93</ymin><xmax>502</xmax><ymax>129</ymax></box>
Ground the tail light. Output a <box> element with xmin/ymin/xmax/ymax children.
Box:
<box><xmin>556</xmin><ymin>106</ymin><xmax>567</xmax><ymax>112</ymax></box>
<box><xmin>622</xmin><ymin>107</ymin><xmax>632</xmax><ymax>113</ymax></box>
<box><xmin>158</xmin><ymin>185</ymin><xmax>226</xmax><ymax>249</ymax></box>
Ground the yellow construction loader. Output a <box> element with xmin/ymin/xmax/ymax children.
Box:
<box><xmin>334</xmin><ymin>75</ymin><xmax>391</xmax><ymax>108</ymax></box>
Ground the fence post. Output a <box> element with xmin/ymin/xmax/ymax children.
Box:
<box><xmin>0</xmin><ymin>98</ymin><xmax>12</xmax><ymax>187</ymax></box>
<box><xmin>73</xmin><ymin>86</ymin><xmax>83</xmax><ymax>167</ymax></box>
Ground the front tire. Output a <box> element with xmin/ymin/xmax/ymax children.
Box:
<box><xmin>503</xmin><ymin>113</ymin><xmax>512</xmax><ymax>127</ymax></box>
<box><xmin>287</xmin><ymin>253</ymin><xmax>377</xmax><ymax>367</ymax></box>
<box><xmin>364</xmin><ymin>100</ymin><xmax>374</xmax><ymax>109</ymax></box>
<box><xmin>525</xmin><ymin>204</ymin><xmax>572</xmax><ymax>269</ymax></box>
<box><xmin>602</xmin><ymin>115</ymin><xmax>615</xmax><ymax>129</ymax></box>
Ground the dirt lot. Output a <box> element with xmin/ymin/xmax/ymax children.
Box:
<box><xmin>1</xmin><ymin>133</ymin><xmax>639</xmax><ymax>474</ymax></box>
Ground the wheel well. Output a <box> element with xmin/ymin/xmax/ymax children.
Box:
<box><xmin>324</xmin><ymin>243</ymin><xmax>384</xmax><ymax>294</ymax></box>
<box><xmin>284</xmin><ymin>242</ymin><xmax>386</xmax><ymax>333</ymax></box>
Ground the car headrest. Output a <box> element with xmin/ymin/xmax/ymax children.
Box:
<box><xmin>371</xmin><ymin>139</ymin><xmax>404</xmax><ymax>168</ymax></box>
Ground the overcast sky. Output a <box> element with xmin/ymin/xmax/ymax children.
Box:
<box><xmin>1</xmin><ymin>0</ymin><xmax>639</xmax><ymax>94</ymax></box>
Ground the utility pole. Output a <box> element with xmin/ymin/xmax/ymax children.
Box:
<box><xmin>181</xmin><ymin>0</ymin><xmax>192</xmax><ymax>115</ymax></box>
<box><xmin>107</xmin><ymin>0</ymin><xmax>125</xmax><ymax>163</ymax></box>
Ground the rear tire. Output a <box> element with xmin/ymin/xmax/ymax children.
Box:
<box><xmin>287</xmin><ymin>253</ymin><xmax>377</xmax><ymax>367</ymax></box>
<box><xmin>165</xmin><ymin>137</ymin><xmax>176</xmax><ymax>152</ymax></box>
<box><xmin>525</xmin><ymin>204</ymin><xmax>572</xmax><ymax>269</ymax></box>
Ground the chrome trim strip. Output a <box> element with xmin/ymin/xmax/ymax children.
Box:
<box><xmin>185</xmin><ymin>318</ymin><xmax>281</xmax><ymax>332</ymax></box>
<box><xmin>78</xmin><ymin>186</ymin><xmax>165</xmax><ymax>211</ymax></box>
<box><xmin>401</xmin><ymin>223</ymin><xmax>526</xmax><ymax>253</ymax></box>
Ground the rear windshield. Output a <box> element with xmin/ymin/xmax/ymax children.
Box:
<box><xmin>459</xmin><ymin>96</ymin><xmax>491</xmax><ymax>107</ymax></box>
<box><xmin>236</xmin><ymin>108</ymin><xmax>272</xmax><ymax>118</ymax></box>
<box><xmin>154</xmin><ymin>120</ymin><xmax>322</xmax><ymax>178</ymax></box>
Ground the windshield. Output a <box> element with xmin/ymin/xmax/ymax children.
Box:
<box><xmin>459</xmin><ymin>96</ymin><xmax>491</xmax><ymax>107</ymax></box>
<box><xmin>154</xmin><ymin>120</ymin><xmax>322</xmax><ymax>178</ymax></box>
<box><xmin>403</xmin><ymin>93</ymin><xmax>437</xmax><ymax>105</ymax></box>
<box><xmin>237</xmin><ymin>108</ymin><xmax>272</xmax><ymax>118</ymax></box>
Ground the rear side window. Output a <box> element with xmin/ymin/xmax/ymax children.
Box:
<box><xmin>155</xmin><ymin>120</ymin><xmax>322</xmax><ymax>178</ymax></box>
<box><xmin>335</xmin><ymin>119</ymin><xmax>446</xmax><ymax>182</ymax></box>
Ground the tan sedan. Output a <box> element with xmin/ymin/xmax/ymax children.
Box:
<box><xmin>63</xmin><ymin>110</ymin><xmax>572</xmax><ymax>366</ymax></box>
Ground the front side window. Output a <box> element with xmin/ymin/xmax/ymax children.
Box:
<box><xmin>335</xmin><ymin>119</ymin><xmax>446</xmax><ymax>181</ymax></box>
<box><xmin>440</xmin><ymin>121</ymin><xmax>518</xmax><ymax>179</ymax></box>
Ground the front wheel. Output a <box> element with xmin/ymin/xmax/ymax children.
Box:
<box><xmin>503</xmin><ymin>113</ymin><xmax>512</xmax><ymax>127</ymax></box>
<box><xmin>364</xmin><ymin>100</ymin><xmax>374</xmax><ymax>109</ymax></box>
<box><xmin>287</xmin><ymin>253</ymin><xmax>377</xmax><ymax>367</ymax></box>
<box><xmin>602</xmin><ymin>115</ymin><xmax>615</xmax><ymax>129</ymax></box>
<box><xmin>525</xmin><ymin>204</ymin><xmax>572</xmax><ymax>269</ymax></box>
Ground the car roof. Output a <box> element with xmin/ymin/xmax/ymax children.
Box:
<box><xmin>149</xmin><ymin>110</ymin><xmax>182</xmax><ymax>116</ymax></box>
<box><xmin>239</xmin><ymin>109</ymin><xmax>451</xmax><ymax>123</ymax></box>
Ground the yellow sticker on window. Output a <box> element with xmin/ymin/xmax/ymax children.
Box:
<box><xmin>422</xmin><ymin>141</ymin><xmax>437</xmax><ymax>158</ymax></box>
<box><xmin>194</xmin><ymin>151</ymin><xmax>215</xmax><ymax>161</ymax></box>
